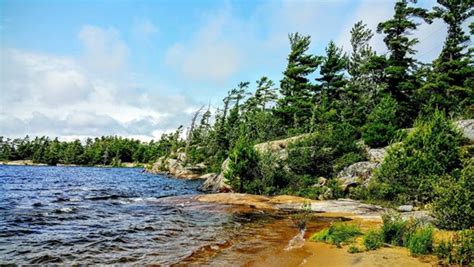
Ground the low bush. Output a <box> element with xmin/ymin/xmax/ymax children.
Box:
<box><xmin>381</xmin><ymin>212</ymin><xmax>409</xmax><ymax>246</ymax></box>
<box><xmin>435</xmin><ymin>230</ymin><xmax>473</xmax><ymax>266</ymax></box>
<box><xmin>370</xmin><ymin>111</ymin><xmax>463</xmax><ymax>204</ymax></box>
<box><xmin>310</xmin><ymin>223</ymin><xmax>362</xmax><ymax>247</ymax></box>
<box><xmin>288</xmin><ymin>122</ymin><xmax>364</xmax><ymax>179</ymax></box>
<box><xmin>432</xmin><ymin>160</ymin><xmax>474</xmax><ymax>230</ymax></box>
<box><xmin>348</xmin><ymin>245</ymin><xmax>363</xmax><ymax>253</ymax></box>
<box><xmin>363</xmin><ymin>229</ymin><xmax>384</xmax><ymax>250</ymax></box>
<box><xmin>406</xmin><ymin>225</ymin><xmax>434</xmax><ymax>255</ymax></box>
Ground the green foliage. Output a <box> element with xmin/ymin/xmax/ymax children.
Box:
<box><xmin>370</xmin><ymin>111</ymin><xmax>463</xmax><ymax>204</ymax></box>
<box><xmin>363</xmin><ymin>229</ymin><xmax>384</xmax><ymax>250</ymax></box>
<box><xmin>376</xmin><ymin>0</ymin><xmax>432</xmax><ymax>126</ymax></box>
<box><xmin>0</xmin><ymin>135</ymin><xmax>176</xmax><ymax>166</ymax></box>
<box><xmin>347</xmin><ymin>245</ymin><xmax>363</xmax><ymax>254</ymax></box>
<box><xmin>432</xmin><ymin>160</ymin><xmax>474</xmax><ymax>230</ymax></box>
<box><xmin>288</xmin><ymin>122</ymin><xmax>364</xmax><ymax>179</ymax></box>
<box><xmin>435</xmin><ymin>230</ymin><xmax>473</xmax><ymax>266</ymax></box>
<box><xmin>406</xmin><ymin>225</ymin><xmax>434</xmax><ymax>255</ymax></box>
<box><xmin>381</xmin><ymin>212</ymin><xmax>409</xmax><ymax>246</ymax></box>
<box><xmin>316</xmin><ymin>41</ymin><xmax>348</xmax><ymax>104</ymax></box>
<box><xmin>310</xmin><ymin>223</ymin><xmax>362</xmax><ymax>247</ymax></box>
<box><xmin>421</xmin><ymin>0</ymin><xmax>474</xmax><ymax>117</ymax></box>
<box><xmin>276</xmin><ymin>32</ymin><xmax>322</xmax><ymax>132</ymax></box>
<box><xmin>226</xmin><ymin>134</ymin><xmax>260</xmax><ymax>193</ymax></box>
<box><xmin>361</xmin><ymin>96</ymin><xmax>399</xmax><ymax>148</ymax></box>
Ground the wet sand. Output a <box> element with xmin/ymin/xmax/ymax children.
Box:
<box><xmin>192</xmin><ymin>193</ymin><xmax>437</xmax><ymax>267</ymax></box>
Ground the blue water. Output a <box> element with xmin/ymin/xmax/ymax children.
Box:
<box><xmin>0</xmin><ymin>165</ymin><xmax>334</xmax><ymax>265</ymax></box>
<box><xmin>0</xmin><ymin>165</ymin><xmax>218</xmax><ymax>264</ymax></box>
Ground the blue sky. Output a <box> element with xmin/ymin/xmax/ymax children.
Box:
<box><xmin>0</xmin><ymin>0</ymin><xmax>456</xmax><ymax>140</ymax></box>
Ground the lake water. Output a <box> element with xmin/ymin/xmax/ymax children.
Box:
<box><xmin>0</xmin><ymin>165</ymin><xmax>335</xmax><ymax>265</ymax></box>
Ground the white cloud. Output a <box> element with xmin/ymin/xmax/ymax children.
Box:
<box><xmin>1</xmin><ymin>25</ymin><xmax>200</xmax><ymax>140</ymax></box>
<box><xmin>165</xmin><ymin>5</ymin><xmax>242</xmax><ymax>83</ymax></box>
<box><xmin>78</xmin><ymin>25</ymin><xmax>129</xmax><ymax>76</ymax></box>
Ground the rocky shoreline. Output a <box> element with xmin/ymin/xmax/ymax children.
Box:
<box><xmin>159</xmin><ymin>193</ymin><xmax>436</xmax><ymax>266</ymax></box>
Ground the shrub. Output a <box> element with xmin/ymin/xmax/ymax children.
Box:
<box><xmin>288</xmin><ymin>122</ymin><xmax>364</xmax><ymax>179</ymax></box>
<box><xmin>435</xmin><ymin>230</ymin><xmax>473</xmax><ymax>266</ymax></box>
<box><xmin>406</xmin><ymin>225</ymin><xmax>434</xmax><ymax>255</ymax></box>
<box><xmin>226</xmin><ymin>135</ymin><xmax>260</xmax><ymax>193</ymax></box>
<box><xmin>361</xmin><ymin>95</ymin><xmax>399</xmax><ymax>148</ymax></box>
<box><xmin>348</xmin><ymin>245</ymin><xmax>363</xmax><ymax>253</ymax></box>
<box><xmin>256</xmin><ymin>151</ymin><xmax>291</xmax><ymax>195</ymax></box>
<box><xmin>310</xmin><ymin>223</ymin><xmax>362</xmax><ymax>247</ymax></box>
<box><xmin>364</xmin><ymin>229</ymin><xmax>384</xmax><ymax>250</ymax></box>
<box><xmin>432</xmin><ymin>160</ymin><xmax>474</xmax><ymax>230</ymax></box>
<box><xmin>381</xmin><ymin>212</ymin><xmax>409</xmax><ymax>246</ymax></box>
<box><xmin>370</xmin><ymin>111</ymin><xmax>463</xmax><ymax>204</ymax></box>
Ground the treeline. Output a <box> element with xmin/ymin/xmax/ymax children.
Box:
<box><xmin>0</xmin><ymin>133</ymin><xmax>183</xmax><ymax>166</ymax></box>
<box><xmin>171</xmin><ymin>0</ymin><xmax>472</xmax><ymax>229</ymax></box>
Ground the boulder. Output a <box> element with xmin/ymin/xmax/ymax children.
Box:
<box><xmin>397</xmin><ymin>205</ymin><xmax>414</xmax><ymax>212</ymax></box>
<box><xmin>199</xmin><ymin>158</ymin><xmax>232</xmax><ymax>192</ymax></box>
<box><xmin>312</xmin><ymin>177</ymin><xmax>327</xmax><ymax>188</ymax></box>
<box><xmin>367</xmin><ymin>147</ymin><xmax>387</xmax><ymax>163</ymax></box>
<box><xmin>455</xmin><ymin>119</ymin><xmax>474</xmax><ymax>143</ymax></box>
<box><xmin>337</xmin><ymin>161</ymin><xmax>379</xmax><ymax>191</ymax></box>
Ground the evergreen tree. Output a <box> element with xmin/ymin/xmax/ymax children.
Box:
<box><xmin>316</xmin><ymin>41</ymin><xmax>348</xmax><ymax>104</ymax></box>
<box><xmin>418</xmin><ymin>0</ymin><xmax>474</xmax><ymax>116</ymax></box>
<box><xmin>377</xmin><ymin>0</ymin><xmax>432</xmax><ymax>126</ymax></box>
<box><xmin>276</xmin><ymin>33</ymin><xmax>322</xmax><ymax>132</ymax></box>
<box><xmin>340</xmin><ymin>21</ymin><xmax>384</xmax><ymax>128</ymax></box>
<box><xmin>254</xmin><ymin>76</ymin><xmax>277</xmax><ymax>110</ymax></box>
<box><xmin>348</xmin><ymin>21</ymin><xmax>375</xmax><ymax>78</ymax></box>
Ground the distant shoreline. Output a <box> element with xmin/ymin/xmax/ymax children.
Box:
<box><xmin>0</xmin><ymin>160</ymin><xmax>145</xmax><ymax>168</ymax></box>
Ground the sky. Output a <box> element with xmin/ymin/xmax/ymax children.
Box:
<box><xmin>0</xmin><ymin>0</ymin><xmax>461</xmax><ymax>141</ymax></box>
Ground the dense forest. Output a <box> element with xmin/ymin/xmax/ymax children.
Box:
<box><xmin>1</xmin><ymin>0</ymin><xmax>473</xmax><ymax>231</ymax></box>
<box><xmin>0</xmin><ymin>133</ymin><xmax>183</xmax><ymax>166</ymax></box>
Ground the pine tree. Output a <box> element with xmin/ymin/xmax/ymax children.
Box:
<box><xmin>276</xmin><ymin>33</ymin><xmax>322</xmax><ymax>132</ymax></box>
<box><xmin>316</xmin><ymin>41</ymin><xmax>348</xmax><ymax>103</ymax></box>
<box><xmin>341</xmin><ymin>21</ymin><xmax>384</xmax><ymax>128</ymax></box>
<box><xmin>418</xmin><ymin>0</ymin><xmax>473</xmax><ymax>116</ymax></box>
<box><xmin>348</xmin><ymin>21</ymin><xmax>375</xmax><ymax>78</ymax></box>
<box><xmin>377</xmin><ymin>0</ymin><xmax>432</xmax><ymax>126</ymax></box>
<box><xmin>254</xmin><ymin>76</ymin><xmax>277</xmax><ymax>110</ymax></box>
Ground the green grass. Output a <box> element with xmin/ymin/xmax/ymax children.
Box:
<box><xmin>363</xmin><ymin>229</ymin><xmax>384</xmax><ymax>250</ymax></box>
<box><xmin>347</xmin><ymin>245</ymin><xmax>363</xmax><ymax>254</ymax></box>
<box><xmin>310</xmin><ymin>223</ymin><xmax>362</xmax><ymax>247</ymax></box>
<box><xmin>407</xmin><ymin>225</ymin><xmax>433</xmax><ymax>255</ymax></box>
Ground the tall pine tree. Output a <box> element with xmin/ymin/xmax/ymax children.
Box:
<box><xmin>377</xmin><ymin>0</ymin><xmax>432</xmax><ymax>126</ymax></box>
<box><xmin>419</xmin><ymin>0</ymin><xmax>473</xmax><ymax>116</ymax></box>
<box><xmin>276</xmin><ymin>33</ymin><xmax>322</xmax><ymax>132</ymax></box>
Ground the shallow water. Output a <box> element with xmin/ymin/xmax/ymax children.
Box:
<box><xmin>0</xmin><ymin>165</ymin><xmax>337</xmax><ymax>265</ymax></box>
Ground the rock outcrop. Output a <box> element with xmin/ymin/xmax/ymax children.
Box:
<box><xmin>456</xmin><ymin>119</ymin><xmax>474</xmax><ymax>143</ymax></box>
<box><xmin>253</xmin><ymin>134</ymin><xmax>309</xmax><ymax>161</ymax></box>
<box><xmin>336</xmin><ymin>161</ymin><xmax>380</xmax><ymax>191</ymax></box>
<box><xmin>199</xmin><ymin>158</ymin><xmax>232</xmax><ymax>192</ymax></box>
<box><xmin>147</xmin><ymin>152</ymin><xmax>206</xmax><ymax>179</ymax></box>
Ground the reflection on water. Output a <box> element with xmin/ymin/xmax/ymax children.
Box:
<box><xmin>0</xmin><ymin>166</ymin><xmax>342</xmax><ymax>265</ymax></box>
